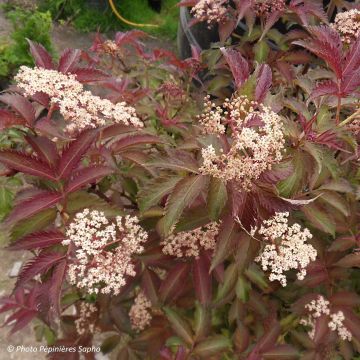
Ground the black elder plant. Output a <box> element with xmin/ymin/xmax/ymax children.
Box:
<box><xmin>0</xmin><ymin>2</ymin><xmax>359</xmax><ymax>359</ymax></box>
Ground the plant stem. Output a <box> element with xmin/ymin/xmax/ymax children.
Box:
<box><xmin>338</xmin><ymin>108</ymin><xmax>360</xmax><ymax>128</ymax></box>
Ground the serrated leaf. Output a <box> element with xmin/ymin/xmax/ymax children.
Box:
<box><xmin>73</xmin><ymin>67</ymin><xmax>110</xmax><ymax>83</ymax></box>
<box><xmin>278</xmin><ymin>151</ymin><xmax>306</xmax><ymax>197</ymax></box>
<box><xmin>15</xmin><ymin>252</ymin><xmax>65</xmax><ymax>289</ymax></box>
<box><xmin>262</xmin><ymin>345</ymin><xmax>300</xmax><ymax>359</ymax></box>
<box><xmin>0</xmin><ymin>151</ymin><xmax>57</xmax><ymax>181</ymax></box>
<box><xmin>334</xmin><ymin>254</ymin><xmax>360</xmax><ymax>268</ymax></box>
<box><xmin>318</xmin><ymin>190</ymin><xmax>349</xmax><ymax>217</ymax></box>
<box><xmin>27</xmin><ymin>39</ymin><xmax>54</xmax><ymax>69</ymax></box>
<box><xmin>193</xmin><ymin>252</ymin><xmax>212</xmax><ymax>305</ymax></box>
<box><xmin>58</xmin><ymin>48</ymin><xmax>81</xmax><ymax>73</ymax></box>
<box><xmin>207</xmin><ymin>178</ymin><xmax>227</xmax><ymax>221</ymax></box>
<box><xmin>193</xmin><ymin>335</ymin><xmax>231</xmax><ymax>357</ymax></box>
<box><xmin>8</xmin><ymin>230</ymin><xmax>65</xmax><ymax>251</ymax></box>
<box><xmin>163</xmin><ymin>307</ymin><xmax>193</xmax><ymax>345</ymax></box>
<box><xmin>159</xmin><ymin>263</ymin><xmax>189</xmax><ymax>303</ymax></box>
<box><xmin>25</xmin><ymin>135</ymin><xmax>59</xmax><ymax>167</ymax></box>
<box><xmin>111</xmin><ymin>134</ymin><xmax>166</xmax><ymax>153</ymax></box>
<box><xmin>220</xmin><ymin>47</ymin><xmax>249</xmax><ymax>88</ymax></box>
<box><xmin>211</xmin><ymin>215</ymin><xmax>239</xmax><ymax>271</ymax></box>
<box><xmin>303</xmin><ymin>203</ymin><xmax>335</xmax><ymax>236</ymax></box>
<box><xmin>159</xmin><ymin>175</ymin><xmax>208</xmax><ymax>236</ymax></box>
<box><xmin>65</xmin><ymin>166</ymin><xmax>113</xmax><ymax>193</ymax></box>
<box><xmin>10</xmin><ymin>208</ymin><xmax>57</xmax><ymax>241</ymax></box>
<box><xmin>58</xmin><ymin>129</ymin><xmax>98</xmax><ymax>179</ymax></box>
<box><xmin>138</xmin><ymin>176</ymin><xmax>182</xmax><ymax>212</ymax></box>
<box><xmin>6</xmin><ymin>191</ymin><xmax>62</xmax><ymax>225</ymax></box>
<box><xmin>255</xmin><ymin>63</ymin><xmax>272</xmax><ymax>102</ymax></box>
<box><xmin>0</xmin><ymin>94</ymin><xmax>35</xmax><ymax>125</ymax></box>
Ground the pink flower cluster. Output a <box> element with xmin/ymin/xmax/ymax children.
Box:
<box><xmin>253</xmin><ymin>0</ymin><xmax>286</xmax><ymax>18</ymax></box>
<box><xmin>300</xmin><ymin>296</ymin><xmax>352</xmax><ymax>341</ymax></box>
<box><xmin>199</xmin><ymin>95</ymin><xmax>285</xmax><ymax>191</ymax></box>
<box><xmin>129</xmin><ymin>291</ymin><xmax>152</xmax><ymax>332</ymax></box>
<box><xmin>62</xmin><ymin>209</ymin><xmax>148</xmax><ymax>295</ymax></box>
<box><xmin>254</xmin><ymin>212</ymin><xmax>317</xmax><ymax>286</ymax></box>
<box><xmin>332</xmin><ymin>9</ymin><xmax>360</xmax><ymax>44</ymax></box>
<box><xmin>161</xmin><ymin>222</ymin><xmax>219</xmax><ymax>258</ymax></box>
<box><xmin>191</xmin><ymin>0</ymin><xmax>228</xmax><ymax>27</ymax></box>
<box><xmin>15</xmin><ymin>66</ymin><xmax>143</xmax><ymax>132</ymax></box>
<box><xmin>75</xmin><ymin>302</ymin><xmax>99</xmax><ymax>336</ymax></box>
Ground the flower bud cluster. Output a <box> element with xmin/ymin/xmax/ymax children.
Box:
<box><xmin>332</xmin><ymin>9</ymin><xmax>360</xmax><ymax>44</ymax></box>
<box><xmin>75</xmin><ymin>302</ymin><xmax>99</xmax><ymax>336</ymax></box>
<box><xmin>129</xmin><ymin>291</ymin><xmax>152</xmax><ymax>332</ymax></box>
<box><xmin>191</xmin><ymin>0</ymin><xmax>228</xmax><ymax>27</ymax></box>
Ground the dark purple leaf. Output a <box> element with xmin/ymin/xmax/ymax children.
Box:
<box><xmin>0</xmin><ymin>94</ymin><xmax>35</xmax><ymax>124</ymax></box>
<box><xmin>58</xmin><ymin>48</ymin><xmax>81</xmax><ymax>73</ymax></box>
<box><xmin>8</xmin><ymin>230</ymin><xmax>65</xmax><ymax>251</ymax></box>
<box><xmin>193</xmin><ymin>252</ymin><xmax>212</xmax><ymax>305</ymax></box>
<box><xmin>0</xmin><ymin>109</ymin><xmax>27</xmax><ymax>130</ymax></box>
<box><xmin>255</xmin><ymin>64</ymin><xmax>272</xmax><ymax>102</ymax></box>
<box><xmin>27</xmin><ymin>40</ymin><xmax>54</xmax><ymax>69</ymax></box>
<box><xmin>111</xmin><ymin>134</ymin><xmax>165</xmax><ymax>153</ymax></box>
<box><xmin>57</xmin><ymin>129</ymin><xmax>98</xmax><ymax>179</ymax></box>
<box><xmin>159</xmin><ymin>263</ymin><xmax>190</xmax><ymax>303</ymax></box>
<box><xmin>15</xmin><ymin>252</ymin><xmax>65</xmax><ymax>289</ymax></box>
<box><xmin>25</xmin><ymin>135</ymin><xmax>59</xmax><ymax>167</ymax></box>
<box><xmin>220</xmin><ymin>48</ymin><xmax>250</xmax><ymax>88</ymax></box>
<box><xmin>6</xmin><ymin>191</ymin><xmax>62</xmax><ymax>225</ymax></box>
<box><xmin>0</xmin><ymin>151</ymin><xmax>57</xmax><ymax>180</ymax></box>
<box><xmin>73</xmin><ymin>67</ymin><xmax>110</xmax><ymax>83</ymax></box>
<box><xmin>65</xmin><ymin>165</ymin><xmax>113</xmax><ymax>193</ymax></box>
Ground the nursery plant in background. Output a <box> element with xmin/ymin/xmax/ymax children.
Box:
<box><xmin>0</xmin><ymin>1</ymin><xmax>359</xmax><ymax>359</ymax></box>
<box><xmin>0</xmin><ymin>6</ymin><xmax>54</xmax><ymax>80</ymax></box>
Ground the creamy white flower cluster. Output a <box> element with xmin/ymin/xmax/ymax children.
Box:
<box><xmin>191</xmin><ymin>0</ymin><xmax>228</xmax><ymax>27</ymax></box>
<box><xmin>62</xmin><ymin>209</ymin><xmax>148</xmax><ymax>295</ymax></box>
<box><xmin>129</xmin><ymin>291</ymin><xmax>152</xmax><ymax>332</ymax></box>
<box><xmin>75</xmin><ymin>302</ymin><xmax>99</xmax><ymax>336</ymax></box>
<box><xmin>199</xmin><ymin>95</ymin><xmax>285</xmax><ymax>191</ymax></box>
<box><xmin>162</xmin><ymin>222</ymin><xmax>219</xmax><ymax>258</ymax></box>
<box><xmin>332</xmin><ymin>9</ymin><xmax>360</xmax><ymax>44</ymax></box>
<box><xmin>254</xmin><ymin>212</ymin><xmax>317</xmax><ymax>287</ymax></box>
<box><xmin>15</xmin><ymin>66</ymin><xmax>143</xmax><ymax>132</ymax></box>
<box><xmin>300</xmin><ymin>296</ymin><xmax>352</xmax><ymax>341</ymax></box>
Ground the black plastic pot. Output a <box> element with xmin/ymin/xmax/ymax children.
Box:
<box><xmin>177</xmin><ymin>7</ymin><xmax>219</xmax><ymax>59</ymax></box>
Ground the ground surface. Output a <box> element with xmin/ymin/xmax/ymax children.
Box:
<box><xmin>0</xmin><ymin>2</ymin><xmax>176</xmax><ymax>359</ymax></box>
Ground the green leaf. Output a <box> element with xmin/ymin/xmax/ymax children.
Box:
<box><xmin>235</xmin><ymin>275</ymin><xmax>251</xmax><ymax>302</ymax></box>
<box><xmin>138</xmin><ymin>176</ymin><xmax>182</xmax><ymax>212</ymax></box>
<box><xmin>0</xmin><ymin>186</ymin><xmax>13</xmax><ymax>220</ymax></box>
<box><xmin>216</xmin><ymin>263</ymin><xmax>238</xmax><ymax>301</ymax></box>
<box><xmin>334</xmin><ymin>254</ymin><xmax>360</xmax><ymax>268</ymax></box>
<box><xmin>163</xmin><ymin>307</ymin><xmax>194</xmax><ymax>345</ymax></box>
<box><xmin>194</xmin><ymin>303</ymin><xmax>211</xmax><ymax>340</ymax></box>
<box><xmin>207</xmin><ymin>178</ymin><xmax>227</xmax><ymax>221</ymax></box>
<box><xmin>303</xmin><ymin>203</ymin><xmax>335</xmax><ymax>236</ymax></box>
<box><xmin>263</xmin><ymin>344</ymin><xmax>300</xmax><ymax>359</ymax></box>
<box><xmin>101</xmin><ymin>335</ymin><xmax>121</xmax><ymax>354</ymax></box>
<box><xmin>211</xmin><ymin>215</ymin><xmax>239</xmax><ymax>271</ymax></box>
<box><xmin>244</xmin><ymin>264</ymin><xmax>270</xmax><ymax>292</ymax></box>
<box><xmin>159</xmin><ymin>175</ymin><xmax>209</xmax><ymax>237</ymax></box>
<box><xmin>277</xmin><ymin>151</ymin><xmax>306</xmax><ymax>197</ymax></box>
<box><xmin>254</xmin><ymin>40</ymin><xmax>270</xmax><ymax>63</ymax></box>
<box><xmin>317</xmin><ymin>190</ymin><xmax>350</xmax><ymax>217</ymax></box>
<box><xmin>193</xmin><ymin>335</ymin><xmax>231</xmax><ymax>357</ymax></box>
<box><xmin>10</xmin><ymin>208</ymin><xmax>57</xmax><ymax>241</ymax></box>
<box><xmin>303</xmin><ymin>142</ymin><xmax>323</xmax><ymax>175</ymax></box>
